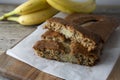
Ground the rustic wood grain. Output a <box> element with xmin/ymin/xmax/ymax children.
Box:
<box><xmin>0</xmin><ymin>53</ymin><xmax>63</xmax><ymax>80</ymax></box>
<box><xmin>107</xmin><ymin>56</ymin><xmax>120</xmax><ymax>80</ymax></box>
<box><xmin>0</xmin><ymin>4</ymin><xmax>36</xmax><ymax>54</ymax></box>
<box><xmin>0</xmin><ymin>4</ymin><xmax>63</xmax><ymax>80</ymax></box>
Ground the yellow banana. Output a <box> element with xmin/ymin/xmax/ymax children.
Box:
<box><xmin>47</xmin><ymin>0</ymin><xmax>74</xmax><ymax>14</ymax></box>
<box><xmin>1</xmin><ymin>0</ymin><xmax>49</xmax><ymax>19</ymax></box>
<box><xmin>47</xmin><ymin>0</ymin><xmax>96</xmax><ymax>13</ymax></box>
<box><xmin>7</xmin><ymin>7</ymin><xmax>58</xmax><ymax>26</ymax></box>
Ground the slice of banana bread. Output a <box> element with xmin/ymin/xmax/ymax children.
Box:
<box><xmin>33</xmin><ymin>31</ymin><xmax>102</xmax><ymax>66</ymax></box>
<box><xmin>33</xmin><ymin>40</ymin><xmax>102</xmax><ymax>66</ymax></box>
<box><xmin>70</xmin><ymin>42</ymin><xmax>102</xmax><ymax>66</ymax></box>
<box><xmin>44</xmin><ymin>17</ymin><xmax>103</xmax><ymax>51</ymax></box>
<box><xmin>33</xmin><ymin>40</ymin><xmax>67</xmax><ymax>60</ymax></box>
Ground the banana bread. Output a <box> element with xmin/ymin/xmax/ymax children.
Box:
<box><xmin>33</xmin><ymin>14</ymin><xmax>118</xmax><ymax>66</ymax></box>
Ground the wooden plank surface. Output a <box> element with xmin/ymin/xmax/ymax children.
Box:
<box><xmin>0</xmin><ymin>5</ymin><xmax>120</xmax><ymax>80</ymax></box>
<box><xmin>0</xmin><ymin>4</ymin><xmax>63</xmax><ymax>80</ymax></box>
<box><xmin>107</xmin><ymin>56</ymin><xmax>120</xmax><ymax>80</ymax></box>
<box><xmin>0</xmin><ymin>53</ymin><xmax>63</xmax><ymax>80</ymax></box>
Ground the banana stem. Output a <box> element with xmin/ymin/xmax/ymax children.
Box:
<box><xmin>0</xmin><ymin>11</ymin><xmax>16</xmax><ymax>20</ymax></box>
<box><xmin>4</xmin><ymin>11</ymin><xmax>15</xmax><ymax>18</ymax></box>
<box><xmin>0</xmin><ymin>16</ymin><xmax>4</xmax><ymax>20</ymax></box>
<box><xmin>7</xmin><ymin>17</ymin><xmax>19</xmax><ymax>22</ymax></box>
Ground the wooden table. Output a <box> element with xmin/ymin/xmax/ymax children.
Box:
<box><xmin>0</xmin><ymin>4</ymin><xmax>120</xmax><ymax>80</ymax></box>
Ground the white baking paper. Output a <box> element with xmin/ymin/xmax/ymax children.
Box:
<box><xmin>6</xmin><ymin>12</ymin><xmax>120</xmax><ymax>80</ymax></box>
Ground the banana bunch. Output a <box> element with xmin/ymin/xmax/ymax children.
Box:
<box><xmin>7</xmin><ymin>7</ymin><xmax>58</xmax><ymax>25</ymax></box>
<box><xmin>0</xmin><ymin>0</ymin><xmax>58</xmax><ymax>25</ymax></box>
<box><xmin>0</xmin><ymin>0</ymin><xmax>96</xmax><ymax>26</ymax></box>
<box><xmin>46</xmin><ymin>0</ymin><xmax>96</xmax><ymax>13</ymax></box>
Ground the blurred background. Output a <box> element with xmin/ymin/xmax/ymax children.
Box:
<box><xmin>0</xmin><ymin>0</ymin><xmax>120</xmax><ymax>6</ymax></box>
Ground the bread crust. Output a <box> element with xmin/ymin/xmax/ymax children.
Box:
<box><xmin>65</xmin><ymin>13</ymin><xmax>119</xmax><ymax>42</ymax></box>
